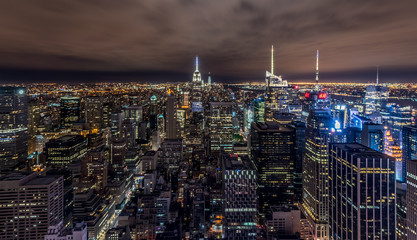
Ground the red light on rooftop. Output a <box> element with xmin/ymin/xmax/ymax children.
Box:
<box><xmin>318</xmin><ymin>93</ymin><xmax>327</xmax><ymax>99</ymax></box>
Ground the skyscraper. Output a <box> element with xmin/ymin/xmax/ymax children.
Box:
<box><xmin>361</xmin><ymin>123</ymin><xmax>384</xmax><ymax>152</ymax></box>
<box><xmin>402</xmin><ymin>125</ymin><xmax>417</xmax><ymax>182</ymax></box>
<box><xmin>407</xmin><ymin>159</ymin><xmax>417</xmax><ymax>239</ymax></box>
<box><xmin>250</xmin><ymin>121</ymin><xmax>297</xmax><ymax>211</ymax></box>
<box><xmin>265</xmin><ymin>45</ymin><xmax>288</xmax><ymax>121</ymax></box>
<box><xmin>166</xmin><ymin>92</ymin><xmax>178</xmax><ymax>139</ymax></box>
<box><xmin>60</xmin><ymin>96</ymin><xmax>81</xmax><ymax>129</ymax></box>
<box><xmin>363</xmin><ymin>69</ymin><xmax>389</xmax><ymax>115</ymax></box>
<box><xmin>302</xmin><ymin>50</ymin><xmax>331</xmax><ymax>119</ymax></box>
<box><xmin>0</xmin><ymin>86</ymin><xmax>28</xmax><ymax>172</ymax></box>
<box><xmin>301</xmin><ymin>109</ymin><xmax>332</xmax><ymax>240</ymax></box>
<box><xmin>222</xmin><ymin>154</ymin><xmax>257</xmax><ymax>239</ymax></box>
<box><xmin>288</xmin><ymin>120</ymin><xmax>306</xmax><ymax>201</ymax></box>
<box><xmin>385</xmin><ymin>129</ymin><xmax>403</xmax><ymax>181</ymax></box>
<box><xmin>209</xmin><ymin>102</ymin><xmax>234</xmax><ymax>153</ymax></box>
<box><xmin>84</xmin><ymin>96</ymin><xmax>103</xmax><ymax>130</ymax></box>
<box><xmin>45</xmin><ymin>135</ymin><xmax>88</xmax><ymax>168</ymax></box>
<box><xmin>0</xmin><ymin>172</ymin><xmax>64</xmax><ymax>239</ymax></box>
<box><xmin>192</xmin><ymin>56</ymin><xmax>202</xmax><ymax>83</ymax></box>
<box><xmin>329</xmin><ymin>143</ymin><xmax>396</xmax><ymax>239</ymax></box>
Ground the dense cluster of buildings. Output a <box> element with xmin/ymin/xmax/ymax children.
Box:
<box><xmin>1</xmin><ymin>48</ymin><xmax>417</xmax><ymax>240</ymax></box>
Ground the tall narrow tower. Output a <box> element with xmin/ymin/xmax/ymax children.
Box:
<box><xmin>192</xmin><ymin>56</ymin><xmax>202</xmax><ymax>83</ymax></box>
<box><xmin>315</xmin><ymin>50</ymin><xmax>319</xmax><ymax>89</ymax></box>
<box><xmin>271</xmin><ymin>45</ymin><xmax>274</xmax><ymax>75</ymax></box>
<box><xmin>376</xmin><ymin>65</ymin><xmax>379</xmax><ymax>86</ymax></box>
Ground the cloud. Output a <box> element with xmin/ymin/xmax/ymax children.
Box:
<box><xmin>0</xmin><ymin>0</ymin><xmax>416</xmax><ymax>82</ymax></box>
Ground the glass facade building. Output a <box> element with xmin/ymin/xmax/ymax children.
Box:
<box><xmin>222</xmin><ymin>154</ymin><xmax>257</xmax><ymax>239</ymax></box>
<box><xmin>0</xmin><ymin>86</ymin><xmax>28</xmax><ymax>172</ymax></box>
<box><xmin>250</xmin><ymin>121</ymin><xmax>297</xmax><ymax>212</ymax></box>
<box><xmin>301</xmin><ymin>109</ymin><xmax>332</xmax><ymax>240</ymax></box>
<box><xmin>403</xmin><ymin>126</ymin><xmax>417</xmax><ymax>182</ymax></box>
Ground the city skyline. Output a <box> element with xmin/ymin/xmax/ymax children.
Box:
<box><xmin>0</xmin><ymin>1</ymin><xmax>417</xmax><ymax>83</ymax></box>
<box><xmin>1</xmin><ymin>1</ymin><xmax>417</xmax><ymax>240</ymax></box>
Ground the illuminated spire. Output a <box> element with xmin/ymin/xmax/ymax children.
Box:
<box><xmin>316</xmin><ymin>49</ymin><xmax>319</xmax><ymax>86</ymax></box>
<box><xmin>376</xmin><ymin>65</ymin><xmax>379</xmax><ymax>85</ymax></box>
<box><xmin>271</xmin><ymin>45</ymin><xmax>274</xmax><ymax>75</ymax></box>
<box><xmin>195</xmin><ymin>56</ymin><xmax>199</xmax><ymax>71</ymax></box>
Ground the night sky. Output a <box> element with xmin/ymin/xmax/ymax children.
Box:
<box><xmin>0</xmin><ymin>0</ymin><xmax>417</xmax><ymax>83</ymax></box>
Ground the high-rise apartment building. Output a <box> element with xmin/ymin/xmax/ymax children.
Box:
<box><xmin>0</xmin><ymin>173</ymin><xmax>63</xmax><ymax>239</ymax></box>
<box><xmin>0</xmin><ymin>86</ymin><xmax>28</xmax><ymax>172</ymax></box>
<box><xmin>329</xmin><ymin>143</ymin><xmax>396</xmax><ymax>239</ymax></box>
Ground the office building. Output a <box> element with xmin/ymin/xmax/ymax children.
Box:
<box><xmin>160</xmin><ymin>138</ymin><xmax>183</xmax><ymax>171</ymax></box>
<box><xmin>329</xmin><ymin>143</ymin><xmax>396</xmax><ymax>239</ymax></box>
<box><xmin>0</xmin><ymin>173</ymin><xmax>64</xmax><ymax>239</ymax></box>
<box><xmin>46</xmin><ymin>169</ymin><xmax>74</xmax><ymax>228</ymax></box>
<box><xmin>386</xmin><ymin>104</ymin><xmax>413</xmax><ymax>143</ymax></box>
<box><xmin>361</xmin><ymin>123</ymin><xmax>384</xmax><ymax>152</ymax></box>
<box><xmin>166</xmin><ymin>93</ymin><xmax>178</xmax><ymax>139</ymax></box>
<box><xmin>45</xmin><ymin>135</ymin><xmax>88</xmax><ymax>168</ymax></box>
<box><xmin>250</xmin><ymin>121</ymin><xmax>297</xmax><ymax>211</ymax></box>
<box><xmin>0</xmin><ymin>86</ymin><xmax>28</xmax><ymax>172</ymax></box>
<box><xmin>222</xmin><ymin>154</ymin><xmax>257</xmax><ymax>239</ymax></box>
<box><xmin>407</xmin><ymin>159</ymin><xmax>417</xmax><ymax>239</ymax></box>
<box><xmin>209</xmin><ymin>102</ymin><xmax>234</xmax><ymax>153</ymax></box>
<box><xmin>301</xmin><ymin>109</ymin><xmax>332</xmax><ymax>240</ymax></box>
<box><xmin>288</xmin><ymin>120</ymin><xmax>306</xmax><ymax>202</ymax></box>
<box><xmin>44</xmin><ymin>221</ymin><xmax>88</xmax><ymax>240</ymax></box>
<box><xmin>84</xmin><ymin>96</ymin><xmax>103</xmax><ymax>130</ymax></box>
<box><xmin>364</xmin><ymin>85</ymin><xmax>389</xmax><ymax>115</ymax></box>
<box><xmin>385</xmin><ymin>129</ymin><xmax>403</xmax><ymax>181</ymax></box>
<box><xmin>60</xmin><ymin>97</ymin><xmax>81</xmax><ymax>129</ymax></box>
<box><xmin>403</xmin><ymin>125</ymin><xmax>417</xmax><ymax>182</ymax></box>
<box><xmin>265</xmin><ymin>46</ymin><xmax>289</xmax><ymax>120</ymax></box>
<box><xmin>266</xmin><ymin>205</ymin><xmax>301</xmax><ymax>240</ymax></box>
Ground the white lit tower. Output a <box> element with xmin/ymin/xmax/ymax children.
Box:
<box><xmin>265</xmin><ymin>45</ymin><xmax>289</xmax><ymax>121</ymax></box>
<box><xmin>364</xmin><ymin>66</ymin><xmax>389</xmax><ymax>115</ymax></box>
<box><xmin>302</xmin><ymin>50</ymin><xmax>331</xmax><ymax>120</ymax></box>
<box><xmin>192</xmin><ymin>56</ymin><xmax>202</xmax><ymax>84</ymax></box>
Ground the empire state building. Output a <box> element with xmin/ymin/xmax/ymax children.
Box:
<box><xmin>192</xmin><ymin>56</ymin><xmax>202</xmax><ymax>83</ymax></box>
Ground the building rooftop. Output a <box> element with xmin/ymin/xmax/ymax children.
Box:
<box><xmin>331</xmin><ymin>143</ymin><xmax>389</xmax><ymax>158</ymax></box>
<box><xmin>223</xmin><ymin>154</ymin><xmax>254</xmax><ymax>171</ymax></box>
<box><xmin>251</xmin><ymin>121</ymin><xmax>293</xmax><ymax>132</ymax></box>
<box><xmin>0</xmin><ymin>172</ymin><xmax>61</xmax><ymax>187</ymax></box>
<box><xmin>144</xmin><ymin>151</ymin><xmax>157</xmax><ymax>156</ymax></box>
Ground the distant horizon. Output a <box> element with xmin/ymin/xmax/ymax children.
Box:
<box><xmin>0</xmin><ymin>66</ymin><xmax>416</xmax><ymax>84</ymax></box>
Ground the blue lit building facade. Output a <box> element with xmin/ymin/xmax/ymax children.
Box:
<box><xmin>403</xmin><ymin>126</ymin><xmax>417</xmax><ymax>182</ymax></box>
